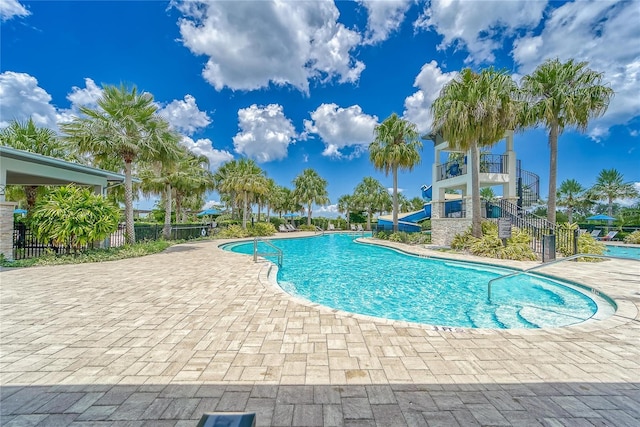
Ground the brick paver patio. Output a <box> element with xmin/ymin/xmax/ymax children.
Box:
<box><xmin>1</xmin><ymin>235</ymin><xmax>639</xmax><ymax>426</ymax></box>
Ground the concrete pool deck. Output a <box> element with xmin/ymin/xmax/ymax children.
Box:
<box><xmin>1</xmin><ymin>233</ymin><xmax>639</xmax><ymax>426</ymax></box>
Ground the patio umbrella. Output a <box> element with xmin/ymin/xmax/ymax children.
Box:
<box><xmin>586</xmin><ymin>214</ymin><xmax>615</xmax><ymax>221</ymax></box>
<box><xmin>283</xmin><ymin>213</ymin><xmax>299</xmax><ymax>218</ymax></box>
<box><xmin>13</xmin><ymin>208</ymin><xmax>27</xmax><ymax>214</ymax></box>
<box><xmin>197</xmin><ymin>208</ymin><xmax>220</xmax><ymax>217</ymax></box>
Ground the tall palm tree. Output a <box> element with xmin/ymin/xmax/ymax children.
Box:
<box><xmin>263</xmin><ymin>178</ymin><xmax>276</xmax><ymax>222</ymax></box>
<box><xmin>216</xmin><ymin>158</ymin><xmax>267</xmax><ymax>228</ymax></box>
<box><xmin>62</xmin><ymin>84</ymin><xmax>180</xmax><ymax>244</ymax></box>
<box><xmin>431</xmin><ymin>68</ymin><xmax>519</xmax><ymax>237</ymax></box>
<box><xmin>0</xmin><ymin>118</ymin><xmax>71</xmax><ymax>211</ymax></box>
<box><xmin>171</xmin><ymin>153</ymin><xmax>215</xmax><ymax>223</ymax></box>
<box><xmin>353</xmin><ymin>177</ymin><xmax>388</xmax><ymax>230</ymax></box>
<box><xmin>214</xmin><ymin>160</ymin><xmax>240</xmax><ymax>220</ymax></box>
<box><xmin>369</xmin><ymin>113</ymin><xmax>422</xmax><ymax>232</ymax></box>
<box><xmin>557</xmin><ymin>179</ymin><xmax>586</xmax><ymax>223</ymax></box>
<box><xmin>337</xmin><ymin>194</ymin><xmax>354</xmax><ymax>226</ymax></box>
<box><xmin>293</xmin><ymin>169</ymin><xmax>329</xmax><ymax>226</ymax></box>
<box><xmin>520</xmin><ymin>58</ymin><xmax>614</xmax><ymax>224</ymax></box>
<box><xmin>589</xmin><ymin>169</ymin><xmax>639</xmax><ymax>219</ymax></box>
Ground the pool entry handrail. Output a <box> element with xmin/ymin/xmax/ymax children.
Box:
<box><xmin>487</xmin><ymin>253</ymin><xmax>639</xmax><ymax>301</ymax></box>
<box><xmin>253</xmin><ymin>238</ymin><xmax>283</xmax><ymax>267</ymax></box>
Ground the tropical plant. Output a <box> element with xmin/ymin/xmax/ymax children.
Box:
<box><xmin>431</xmin><ymin>68</ymin><xmax>519</xmax><ymax>237</ymax></box>
<box><xmin>353</xmin><ymin>177</ymin><xmax>388</xmax><ymax>230</ymax></box>
<box><xmin>29</xmin><ymin>185</ymin><xmax>120</xmax><ymax>254</ymax></box>
<box><xmin>520</xmin><ymin>58</ymin><xmax>614</xmax><ymax>224</ymax></box>
<box><xmin>369</xmin><ymin>113</ymin><xmax>422</xmax><ymax>232</ymax></box>
<box><xmin>0</xmin><ymin>118</ymin><xmax>73</xmax><ymax>211</ymax></box>
<box><xmin>557</xmin><ymin>179</ymin><xmax>587</xmax><ymax>223</ymax></box>
<box><xmin>624</xmin><ymin>230</ymin><xmax>640</xmax><ymax>244</ymax></box>
<box><xmin>409</xmin><ymin>197</ymin><xmax>425</xmax><ymax>211</ymax></box>
<box><xmin>293</xmin><ymin>169</ymin><xmax>329</xmax><ymax>226</ymax></box>
<box><xmin>451</xmin><ymin>221</ymin><xmax>536</xmax><ymax>260</ymax></box>
<box><xmin>589</xmin><ymin>169</ymin><xmax>639</xmax><ymax>219</ymax></box>
<box><xmin>62</xmin><ymin>84</ymin><xmax>181</xmax><ymax>244</ymax></box>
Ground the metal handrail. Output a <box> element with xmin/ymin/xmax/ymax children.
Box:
<box><xmin>253</xmin><ymin>238</ymin><xmax>283</xmax><ymax>267</ymax></box>
<box><xmin>487</xmin><ymin>253</ymin><xmax>639</xmax><ymax>300</ymax></box>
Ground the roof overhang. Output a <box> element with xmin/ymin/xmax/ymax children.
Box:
<box><xmin>1</xmin><ymin>145</ymin><xmax>131</xmax><ymax>187</ymax></box>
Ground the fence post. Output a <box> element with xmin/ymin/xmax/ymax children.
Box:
<box><xmin>542</xmin><ymin>234</ymin><xmax>556</xmax><ymax>263</ymax></box>
<box><xmin>573</xmin><ymin>228</ymin><xmax>579</xmax><ymax>256</ymax></box>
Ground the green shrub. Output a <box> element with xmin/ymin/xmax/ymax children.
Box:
<box><xmin>451</xmin><ymin>221</ymin><xmax>536</xmax><ymax>260</ymax></box>
<box><xmin>624</xmin><ymin>230</ymin><xmax>640</xmax><ymax>244</ymax></box>
<box><xmin>376</xmin><ymin>231</ymin><xmax>388</xmax><ymax>240</ymax></box>
<box><xmin>388</xmin><ymin>232</ymin><xmax>408</xmax><ymax>243</ymax></box>
<box><xmin>269</xmin><ymin>217</ymin><xmax>284</xmax><ymax>228</ymax></box>
<box><xmin>248</xmin><ymin>222</ymin><xmax>277</xmax><ymax>236</ymax></box>
<box><xmin>217</xmin><ymin>225</ymin><xmax>250</xmax><ymax>238</ymax></box>
<box><xmin>574</xmin><ymin>233</ymin><xmax>605</xmax><ymax>261</ymax></box>
<box><xmin>298</xmin><ymin>225</ymin><xmax>316</xmax><ymax>232</ymax></box>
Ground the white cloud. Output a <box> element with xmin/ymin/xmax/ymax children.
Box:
<box><xmin>316</xmin><ymin>204</ymin><xmax>339</xmax><ymax>217</ymax></box>
<box><xmin>159</xmin><ymin>94</ymin><xmax>211</xmax><ymax>135</ymax></box>
<box><xmin>304</xmin><ymin>103</ymin><xmax>378</xmax><ymax>158</ymax></box>
<box><xmin>56</xmin><ymin>78</ymin><xmax>104</xmax><ymax>125</ymax></box>
<box><xmin>388</xmin><ymin>187</ymin><xmax>405</xmax><ymax>194</ymax></box>
<box><xmin>618</xmin><ymin>182</ymin><xmax>640</xmax><ymax>207</ymax></box>
<box><xmin>358</xmin><ymin>0</ymin><xmax>411</xmax><ymax>44</ymax></box>
<box><xmin>512</xmin><ymin>1</ymin><xmax>640</xmax><ymax>139</ymax></box>
<box><xmin>175</xmin><ymin>0</ymin><xmax>364</xmax><ymax>93</ymax></box>
<box><xmin>180</xmin><ymin>135</ymin><xmax>234</xmax><ymax>170</ymax></box>
<box><xmin>415</xmin><ymin>0</ymin><xmax>546</xmax><ymax>64</ymax></box>
<box><xmin>0</xmin><ymin>0</ymin><xmax>29</xmax><ymax>21</ymax></box>
<box><xmin>233</xmin><ymin>104</ymin><xmax>296</xmax><ymax>163</ymax></box>
<box><xmin>0</xmin><ymin>71</ymin><xmax>58</xmax><ymax>129</ymax></box>
<box><xmin>403</xmin><ymin>61</ymin><xmax>458</xmax><ymax>134</ymax></box>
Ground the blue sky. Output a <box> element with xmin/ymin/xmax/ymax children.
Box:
<box><xmin>1</xmin><ymin>0</ymin><xmax>639</xmax><ymax>215</ymax></box>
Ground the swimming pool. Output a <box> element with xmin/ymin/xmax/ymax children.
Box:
<box><xmin>223</xmin><ymin>234</ymin><xmax>613</xmax><ymax>329</ymax></box>
<box><xmin>605</xmin><ymin>244</ymin><xmax>640</xmax><ymax>260</ymax></box>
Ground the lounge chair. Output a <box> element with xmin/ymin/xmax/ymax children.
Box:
<box><xmin>590</xmin><ymin>230</ymin><xmax>601</xmax><ymax>238</ymax></box>
<box><xmin>598</xmin><ymin>231</ymin><xmax>618</xmax><ymax>241</ymax></box>
<box><xmin>286</xmin><ymin>223</ymin><xmax>298</xmax><ymax>231</ymax></box>
<box><xmin>328</xmin><ymin>223</ymin><xmax>335</xmax><ymax>231</ymax></box>
<box><xmin>350</xmin><ymin>224</ymin><xmax>356</xmax><ymax>231</ymax></box>
<box><xmin>356</xmin><ymin>224</ymin><xmax>364</xmax><ymax>232</ymax></box>
<box><xmin>278</xmin><ymin>224</ymin><xmax>289</xmax><ymax>232</ymax></box>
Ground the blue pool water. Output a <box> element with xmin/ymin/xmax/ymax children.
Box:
<box><xmin>223</xmin><ymin>234</ymin><xmax>611</xmax><ymax>329</ymax></box>
<box><xmin>605</xmin><ymin>244</ymin><xmax>640</xmax><ymax>260</ymax></box>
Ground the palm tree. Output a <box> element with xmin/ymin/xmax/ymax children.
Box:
<box><xmin>557</xmin><ymin>179</ymin><xmax>587</xmax><ymax>223</ymax></box>
<box><xmin>431</xmin><ymin>68</ymin><xmax>519</xmax><ymax>237</ymax></box>
<box><xmin>369</xmin><ymin>113</ymin><xmax>422</xmax><ymax>232</ymax></box>
<box><xmin>589</xmin><ymin>169</ymin><xmax>639</xmax><ymax>219</ymax></box>
<box><xmin>293</xmin><ymin>169</ymin><xmax>329</xmax><ymax>226</ymax></box>
<box><xmin>0</xmin><ymin>118</ymin><xmax>71</xmax><ymax>211</ymax></box>
<box><xmin>263</xmin><ymin>178</ymin><xmax>276</xmax><ymax>222</ymax></box>
<box><xmin>337</xmin><ymin>194</ymin><xmax>354</xmax><ymax>226</ymax></box>
<box><xmin>520</xmin><ymin>58</ymin><xmax>614</xmax><ymax>224</ymax></box>
<box><xmin>353</xmin><ymin>177</ymin><xmax>388</xmax><ymax>230</ymax></box>
<box><xmin>171</xmin><ymin>153</ymin><xmax>215</xmax><ymax>223</ymax></box>
<box><xmin>216</xmin><ymin>158</ymin><xmax>267</xmax><ymax>228</ymax></box>
<box><xmin>62</xmin><ymin>84</ymin><xmax>180</xmax><ymax>244</ymax></box>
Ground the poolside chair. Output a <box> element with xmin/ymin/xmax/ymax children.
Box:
<box><xmin>590</xmin><ymin>229</ymin><xmax>601</xmax><ymax>238</ymax></box>
<box><xmin>286</xmin><ymin>223</ymin><xmax>298</xmax><ymax>231</ymax></box>
<box><xmin>599</xmin><ymin>231</ymin><xmax>618</xmax><ymax>241</ymax></box>
<box><xmin>356</xmin><ymin>224</ymin><xmax>364</xmax><ymax>232</ymax></box>
<box><xmin>328</xmin><ymin>223</ymin><xmax>336</xmax><ymax>231</ymax></box>
<box><xmin>278</xmin><ymin>224</ymin><xmax>289</xmax><ymax>232</ymax></box>
<box><xmin>350</xmin><ymin>224</ymin><xmax>357</xmax><ymax>231</ymax></box>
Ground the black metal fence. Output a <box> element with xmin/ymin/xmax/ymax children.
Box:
<box><xmin>13</xmin><ymin>223</ymin><xmax>212</xmax><ymax>260</ymax></box>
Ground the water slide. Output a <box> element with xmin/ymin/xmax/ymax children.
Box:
<box><xmin>376</xmin><ymin>185</ymin><xmax>463</xmax><ymax>232</ymax></box>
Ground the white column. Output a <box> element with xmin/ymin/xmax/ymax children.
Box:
<box><xmin>0</xmin><ymin>201</ymin><xmax>17</xmax><ymax>261</ymax></box>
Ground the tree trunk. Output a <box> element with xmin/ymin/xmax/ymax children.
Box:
<box><xmin>567</xmin><ymin>207</ymin><xmax>573</xmax><ymax>224</ymax></box>
<box><xmin>307</xmin><ymin>202</ymin><xmax>312</xmax><ymax>226</ymax></box>
<box><xmin>175</xmin><ymin>194</ymin><xmax>182</xmax><ymax>224</ymax></box>
<box><xmin>242</xmin><ymin>191</ymin><xmax>248</xmax><ymax>229</ymax></box>
<box><xmin>25</xmin><ymin>185</ymin><xmax>38</xmax><ymax>212</ymax></box>
<box><xmin>470</xmin><ymin>142</ymin><xmax>482</xmax><ymax>238</ymax></box>
<box><xmin>547</xmin><ymin>121</ymin><xmax>559</xmax><ymax>224</ymax></box>
<box><xmin>392</xmin><ymin>164</ymin><xmax>398</xmax><ymax>232</ymax></box>
<box><xmin>124</xmin><ymin>161</ymin><xmax>135</xmax><ymax>245</ymax></box>
<box><xmin>367</xmin><ymin>208</ymin><xmax>371</xmax><ymax>231</ymax></box>
<box><xmin>163</xmin><ymin>183</ymin><xmax>172</xmax><ymax>240</ymax></box>
<box><xmin>257</xmin><ymin>202</ymin><xmax>261</xmax><ymax>223</ymax></box>
<box><xmin>266</xmin><ymin>203</ymin><xmax>270</xmax><ymax>222</ymax></box>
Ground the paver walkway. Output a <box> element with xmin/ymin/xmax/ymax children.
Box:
<box><xmin>1</xmin><ymin>235</ymin><xmax>639</xmax><ymax>426</ymax></box>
